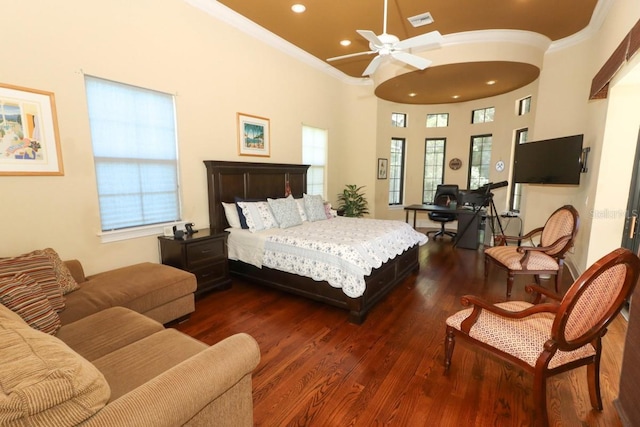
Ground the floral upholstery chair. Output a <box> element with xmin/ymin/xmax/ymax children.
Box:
<box><xmin>444</xmin><ymin>247</ymin><xmax>640</xmax><ymax>426</ymax></box>
<box><xmin>484</xmin><ymin>205</ymin><xmax>579</xmax><ymax>298</ymax></box>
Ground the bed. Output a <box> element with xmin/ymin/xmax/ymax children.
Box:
<box><xmin>204</xmin><ymin>160</ymin><xmax>424</xmax><ymax>324</ymax></box>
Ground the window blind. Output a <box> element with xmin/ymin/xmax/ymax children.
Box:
<box><xmin>85</xmin><ymin>76</ymin><xmax>180</xmax><ymax>231</ymax></box>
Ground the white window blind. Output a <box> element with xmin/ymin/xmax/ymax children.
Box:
<box><xmin>302</xmin><ymin>125</ymin><xmax>327</xmax><ymax>197</ymax></box>
<box><xmin>85</xmin><ymin>76</ymin><xmax>180</xmax><ymax>231</ymax></box>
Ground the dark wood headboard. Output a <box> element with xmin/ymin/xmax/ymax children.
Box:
<box><xmin>204</xmin><ymin>160</ymin><xmax>310</xmax><ymax>231</ymax></box>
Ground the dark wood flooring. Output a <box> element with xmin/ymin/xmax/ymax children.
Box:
<box><xmin>174</xmin><ymin>236</ymin><xmax>627</xmax><ymax>426</ymax></box>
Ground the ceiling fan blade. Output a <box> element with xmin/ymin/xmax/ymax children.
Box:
<box><xmin>357</xmin><ymin>30</ymin><xmax>383</xmax><ymax>47</ymax></box>
<box><xmin>395</xmin><ymin>30</ymin><xmax>443</xmax><ymax>51</ymax></box>
<box><xmin>362</xmin><ymin>55</ymin><xmax>383</xmax><ymax>76</ymax></box>
<box><xmin>391</xmin><ymin>51</ymin><xmax>432</xmax><ymax>70</ymax></box>
<box><xmin>327</xmin><ymin>50</ymin><xmax>376</xmax><ymax>62</ymax></box>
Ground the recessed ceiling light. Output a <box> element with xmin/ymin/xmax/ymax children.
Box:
<box><xmin>291</xmin><ymin>4</ymin><xmax>306</xmax><ymax>13</ymax></box>
<box><xmin>340</xmin><ymin>40</ymin><xmax>351</xmax><ymax>46</ymax></box>
<box><xmin>486</xmin><ymin>80</ymin><xmax>496</xmax><ymax>85</ymax></box>
<box><xmin>452</xmin><ymin>95</ymin><xmax>460</xmax><ymax>99</ymax></box>
<box><xmin>408</xmin><ymin>92</ymin><xmax>417</xmax><ymax>97</ymax></box>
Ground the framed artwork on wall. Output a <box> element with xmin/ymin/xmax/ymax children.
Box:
<box><xmin>378</xmin><ymin>158</ymin><xmax>388</xmax><ymax>179</ymax></box>
<box><xmin>237</xmin><ymin>112</ymin><xmax>270</xmax><ymax>157</ymax></box>
<box><xmin>0</xmin><ymin>83</ymin><xmax>64</xmax><ymax>176</ymax></box>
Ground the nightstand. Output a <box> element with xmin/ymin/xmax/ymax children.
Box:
<box><xmin>158</xmin><ymin>228</ymin><xmax>231</xmax><ymax>297</ymax></box>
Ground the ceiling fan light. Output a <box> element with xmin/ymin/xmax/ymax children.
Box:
<box><xmin>291</xmin><ymin>4</ymin><xmax>306</xmax><ymax>13</ymax></box>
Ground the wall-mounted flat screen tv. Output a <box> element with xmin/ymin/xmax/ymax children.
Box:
<box><xmin>513</xmin><ymin>134</ymin><xmax>584</xmax><ymax>185</ymax></box>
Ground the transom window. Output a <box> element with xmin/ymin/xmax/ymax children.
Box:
<box><xmin>85</xmin><ymin>76</ymin><xmax>180</xmax><ymax>233</ymax></box>
<box><xmin>426</xmin><ymin>113</ymin><xmax>449</xmax><ymax>128</ymax></box>
<box><xmin>518</xmin><ymin>96</ymin><xmax>532</xmax><ymax>116</ymax></box>
<box><xmin>468</xmin><ymin>134</ymin><xmax>492</xmax><ymax>190</ymax></box>
<box><xmin>392</xmin><ymin>112</ymin><xmax>407</xmax><ymax>128</ymax></box>
<box><xmin>472</xmin><ymin>107</ymin><xmax>495</xmax><ymax>124</ymax></box>
<box><xmin>423</xmin><ymin>138</ymin><xmax>446</xmax><ymax>203</ymax></box>
<box><xmin>389</xmin><ymin>138</ymin><xmax>406</xmax><ymax>205</ymax></box>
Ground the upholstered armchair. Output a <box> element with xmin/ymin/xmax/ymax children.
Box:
<box><xmin>484</xmin><ymin>205</ymin><xmax>579</xmax><ymax>298</ymax></box>
<box><xmin>445</xmin><ymin>247</ymin><xmax>640</xmax><ymax>427</ymax></box>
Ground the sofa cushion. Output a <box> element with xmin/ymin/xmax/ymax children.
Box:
<box><xmin>0</xmin><ymin>253</ymin><xmax>65</xmax><ymax>312</ymax></box>
<box><xmin>0</xmin><ymin>273</ymin><xmax>61</xmax><ymax>335</ymax></box>
<box><xmin>0</xmin><ymin>308</ymin><xmax>110</xmax><ymax>426</ymax></box>
<box><xmin>33</xmin><ymin>248</ymin><xmax>80</xmax><ymax>295</ymax></box>
<box><xmin>58</xmin><ymin>262</ymin><xmax>196</xmax><ymax>325</ymax></box>
<box><xmin>57</xmin><ymin>307</ymin><xmax>165</xmax><ymax>361</ymax></box>
<box><xmin>91</xmin><ymin>328</ymin><xmax>208</xmax><ymax>401</ymax></box>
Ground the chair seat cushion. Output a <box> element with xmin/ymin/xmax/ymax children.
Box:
<box><xmin>446</xmin><ymin>301</ymin><xmax>596</xmax><ymax>369</ymax></box>
<box><xmin>485</xmin><ymin>246</ymin><xmax>560</xmax><ymax>271</ymax></box>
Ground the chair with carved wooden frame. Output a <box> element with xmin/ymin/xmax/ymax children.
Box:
<box><xmin>444</xmin><ymin>247</ymin><xmax>640</xmax><ymax>426</ymax></box>
<box><xmin>484</xmin><ymin>205</ymin><xmax>579</xmax><ymax>298</ymax></box>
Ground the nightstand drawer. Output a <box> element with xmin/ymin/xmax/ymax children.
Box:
<box><xmin>192</xmin><ymin>261</ymin><xmax>229</xmax><ymax>291</ymax></box>
<box><xmin>186</xmin><ymin>238</ymin><xmax>225</xmax><ymax>267</ymax></box>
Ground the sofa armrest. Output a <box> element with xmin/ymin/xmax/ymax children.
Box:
<box><xmin>64</xmin><ymin>259</ymin><xmax>87</xmax><ymax>283</ymax></box>
<box><xmin>81</xmin><ymin>333</ymin><xmax>260</xmax><ymax>427</ymax></box>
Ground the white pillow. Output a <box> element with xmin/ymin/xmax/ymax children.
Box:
<box><xmin>295</xmin><ymin>198</ymin><xmax>308</xmax><ymax>222</ymax></box>
<box><xmin>304</xmin><ymin>193</ymin><xmax>328</xmax><ymax>222</ymax></box>
<box><xmin>236</xmin><ymin>201</ymin><xmax>278</xmax><ymax>232</ymax></box>
<box><xmin>267</xmin><ymin>195</ymin><xmax>303</xmax><ymax>229</ymax></box>
<box><xmin>221</xmin><ymin>202</ymin><xmax>242</xmax><ymax>228</ymax></box>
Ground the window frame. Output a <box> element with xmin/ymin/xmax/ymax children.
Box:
<box><xmin>468</xmin><ymin>134</ymin><xmax>493</xmax><ymax>190</ymax></box>
<box><xmin>391</xmin><ymin>112</ymin><xmax>407</xmax><ymax>128</ymax></box>
<box><xmin>471</xmin><ymin>107</ymin><xmax>495</xmax><ymax>124</ymax></box>
<box><xmin>509</xmin><ymin>128</ymin><xmax>528</xmax><ymax>212</ymax></box>
<box><xmin>302</xmin><ymin>125</ymin><xmax>328</xmax><ymax>198</ymax></box>
<box><xmin>426</xmin><ymin>113</ymin><xmax>449</xmax><ymax>128</ymax></box>
<box><xmin>388</xmin><ymin>137</ymin><xmax>406</xmax><ymax>206</ymax></box>
<box><xmin>423</xmin><ymin>138</ymin><xmax>446</xmax><ymax>204</ymax></box>
<box><xmin>517</xmin><ymin>96</ymin><xmax>532</xmax><ymax>116</ymax></box>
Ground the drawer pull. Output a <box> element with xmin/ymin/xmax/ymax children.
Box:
<box><xmin>200</xmin><ymin>249</ymin><xmax>215</xmax><ymax>254</ymax></box>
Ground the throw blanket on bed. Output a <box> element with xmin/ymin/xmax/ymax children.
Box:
<box><xmin>262</xmin><ymin>217</ymin><xmax>428</xmax><ymax>298</ymax></box>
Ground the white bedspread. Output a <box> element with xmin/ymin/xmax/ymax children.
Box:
<box><xmin>228</xmin><ymin>217</ymin><xmax>427</xmax><ymax>298</ymax></box>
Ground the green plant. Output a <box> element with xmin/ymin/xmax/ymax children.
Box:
<box><xmin>337</xmin><ymin>184</ymin><xmax>369</xmax><ymax>217</ymax></box>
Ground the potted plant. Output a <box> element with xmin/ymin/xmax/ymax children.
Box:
<box><xmin>337</xmin><ymin>184</ymin><xmax>369</xmax><ymax>217</ymax></box>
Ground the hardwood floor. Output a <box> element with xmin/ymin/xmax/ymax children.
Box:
<box><xmin>174</xmin><ymin>237</ymin><xmax>627</xmax><ymax>426</ymax></box>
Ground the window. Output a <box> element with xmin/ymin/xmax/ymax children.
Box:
<box><xmin>510</xmin><ymin>128</ymin><xmax>528</xmax><ymax>211</ymax></box>
<box><xmin>302</xmin><ymin>125</ymin><xmax>327</xmax><ymax>197</ymax></box>
<box><xmin>518</xmin><ymin>96</ymin><xmax>531</xmax><ymax>116</ymax></box>
<box><xmin>391</xmin><ymin>112</ymin><xmax>407</xmax><ymax>127</ymax></box>
<box><xmin>85</xmin><ymin>76</ymin><xmax>180</xmax><ymax>234</ymax></box>
<box><xmin>426</xmin><ymin>113</ymin><xmax>449</xmax><ymax>128</ymax></box>
<box><xmin>468</xmin><ymin>134</ymin><xmax>492</xmax><ymax>190</ymax></box>
<box><xmin>472</xmin><ymin>107</ymin><xmax>495</xmax><ymax>124</ymax></box>
<box><xmin>389</xmin><ymin>138</ymin><xmax>406</xmax><ymax>205</ymax></box>
<box><xmin>423</xmin><ymin>138</ymin><xmax>446</xmax><ymax>203</ymax></box>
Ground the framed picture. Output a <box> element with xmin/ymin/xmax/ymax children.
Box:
<box><xmin>378</xmin><ymin>158</ymin><xmax>388</xmax><ymax>179</ymax></box>
<box><xmin>237</xmin><ymin>113</ymin><xmax>270</xmax><ymax>157</ymax></box>
<box><xmin>0</xmin><ymin>83</ymin><xmax>63</xmax><ymax>176</ymax></box>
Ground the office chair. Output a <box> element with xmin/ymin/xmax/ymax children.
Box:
<box><xmin>428</xmin><ymin>184</ymin><xmax>459</xmax><ymax>240</ymax></box>
<box><xmin>445</xmin><ymin>247</ymin><xmax>640</xmax><ymax>426</ymax></box>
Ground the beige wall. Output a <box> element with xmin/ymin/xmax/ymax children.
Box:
<box><xmin>1</xmin><ymin>0</ymin><xmax>638</xmax><ymax>278</ymax></box>
<box><xmin>0</xmin><ymin>0</ymin><xmax>356</xmax><ymax>274</ymax></box>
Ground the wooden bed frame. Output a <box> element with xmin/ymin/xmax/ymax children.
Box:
<box><xmin>204</xmin><ymin>160</ymin><xmax>420</xmax><ymax>324</ymax></box>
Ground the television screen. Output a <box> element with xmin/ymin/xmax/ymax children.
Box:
<box><xmin>513</xmin><ymin>134</ymin><xmax>584</xmax><ymax>185</ymax></box>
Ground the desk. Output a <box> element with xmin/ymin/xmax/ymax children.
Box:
<box><xmin>404</xmin><ymin>204</ymin><xmax>485</xmax><ymax>250</ymax></box>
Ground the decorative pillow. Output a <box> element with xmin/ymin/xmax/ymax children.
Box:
<box><xmin>33</xmin><ymin>248</ymin><xmax>79</xmax><ymax>295</ymax></box>
<box><xmin>0</xmin><ymin>314</ymin><xmax>110</xmax><ymax>425</ymax></box>
<box><xmin>0</xmin><ymin>253</ymin><xmax>65</xmax><ymax>312</ymax></box>
<box><xmin>237</xmin><ymin>201</ymin><xmax>279</xmax><ymax>232</ymax></box>
<box><xmin>0</xmin><ymin>273</ymin><xmax>61</xmax><ymax>335</ymax></box>
<box><xmin>268</xmin><ymin>195</ymin><xmax>303</xmax><ymax>229</ymax></box>
<box><xmin>221</xmin><ymin>202</ymin><xmax>242</xmax><ymax>228</ymax></box>
<box><xmin>234</xmin><ymin>197</ymin><xmax>263</xmax><ymax>229</ymax></box>
<box><xmin>295</xmin><ymin>198</ymin><xmax>308</xmax><ymax>222</ymax></box>
<box><xmin>304</xmin><ymin>193</ymin><xmax>328</xmax><ymax>222</ymax></box>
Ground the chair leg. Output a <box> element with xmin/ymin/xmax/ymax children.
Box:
<box><xmin>484</xmin><ymin>255</ymin><xmax>490</xmax><ymax>281</ymax></box>
<box><xmin>555</xmin><ymin>260</ymin><xmax>564</xmax><ymax>294</ymax></box>
<box><xmin>444</xmin><ymin>326</ymin><xmax>456</xmax><ymax>371</ymax></box>
<box><xmin>533</xmin><ymin>373</ymin><xmax>550</xmax><ymax>427</ymax></box>
<box><xmin>507</xmin><ymin>272</ymin><xmax>514</xmax><ymax>298</ymax></box>
<box><xmin>588</xmin><ymin>337</ymin><xmax>604</xmax><ymax>410</ymax></box>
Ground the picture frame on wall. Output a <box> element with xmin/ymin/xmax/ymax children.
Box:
<box><xmin>237</xmin><ymin>112</ymin><xmax>270</xmax><ymax>157</ymax></box>
<box><xmin>378</xmin><ymin>158</ymin><xmax>388</xmax><ymax>179</ymax></box>
<box><xmin>0</xmin><ymin>83</ymin><xmax>64</xmax><ymax>176</ymax></box>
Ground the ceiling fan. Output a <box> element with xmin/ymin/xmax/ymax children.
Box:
<box><xmin>327</xmin><ymin>0</ymin><xmax>443</xmax><ymax>76</ymax></box>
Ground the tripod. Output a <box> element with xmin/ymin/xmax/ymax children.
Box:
<box><xmin>453</xmin><ymin>183</ymin><xmax>506</xmax><ymax>248</ymax></box>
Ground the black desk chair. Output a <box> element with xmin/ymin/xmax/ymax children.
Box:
<box><xmin>428</xmin><ymin>184</ymin><xmax>459</xmax><ymax>240</ymax></box>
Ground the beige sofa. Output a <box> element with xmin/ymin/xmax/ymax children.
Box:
<box><xmin>0</xmin><ymin>250</ymin><xmax>261</xmax><ymax>425</ymax></box>
<box><xmin>0</xmin><ymin>303</ymin><xmax>261</xmax><ymax>426</ymax></box>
